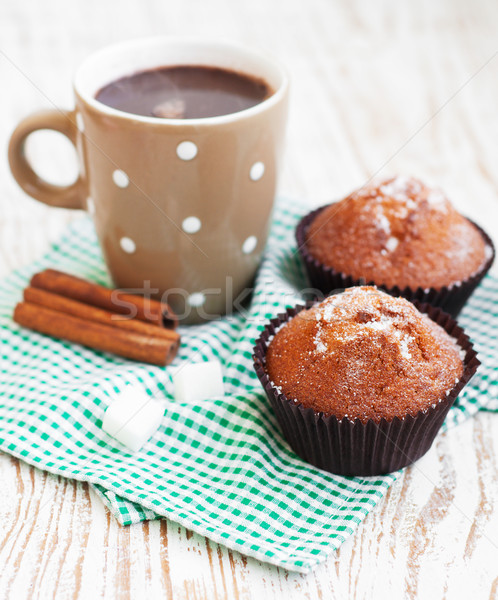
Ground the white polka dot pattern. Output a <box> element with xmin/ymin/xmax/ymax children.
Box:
<box><xmin>176</xmin><ymin>141</ymin><xmax>198</xmax><ymax>161</ymax></box>
<box><xmin>250</xmin><ymin>162</ymin><xmax>265</xmax><ymax>181</ymax></box>
<box><xmin>188</xmin><ymin>292</ymin><xmax>206</xmax><ymax>307</ymax></box>
<box><xmin>119</xmin><ymin>237</ymin><xmax>136</xmax><ymax>254</ymax></box>
<box><xmin>242</xmin><ymin>236</ymin><xmax>257</xmax><ymax>254</ymax></box>
<box><xmin>113</xmin><ymin>170</ymin><xmax>129</xmax><ymax>188</ymax></box>
<box><xmin>182</xmin><ymin>217</ymin><xmax>202</xmax><ymax>234</ymax></box>
<box><xmin>76</xmin><ymin>112</ymin><xmax>84</xmax><ymax>132</ymax></box>
<box><xmin>86</xmin><ymin>197</ymin><xmax>95</xmax><ymax>216</ymax></box>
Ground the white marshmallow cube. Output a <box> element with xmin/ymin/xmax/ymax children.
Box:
<box><xmin>102</xmin><ymin>385</ymin><xmax>164</xmax><ymax>451</ymax></box>
<box><xmin>173</xmin><ymin>360</ymin><xmax>225</xmax><ymax>404</ymax></box>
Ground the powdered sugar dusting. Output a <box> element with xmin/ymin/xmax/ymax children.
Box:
<box><xmin>445</xmin><ymin>222</ymin><xmax>475</xmax><ymax>262</ymax></box>
<box><xmin>427</xmin><ymin>189</ymin><xmax>450</xmax><ymax>212</ymax></box>
<box><xmin>385</xmin><ymin>236</ymin><xmax>399</xmax><ymax>252</ymax></box>
<box><xmin>395</xmin><ymin>330</ymin><xmax>412</xmax><ymax>360</ymax></box>
<box><xmin>380</xmin><ymin>175</ymin><xmax>419</xmax><ymax>205</ymax></box>
<box><xmin>364</xmin><ymin>319</ymin><xmax>390</xmax><ymax>332</ymax></box>
<box><xmin>314</xmin><ymin>324</ymin><xmax>327</xmax><ymax>353</ymax></box>
<box><xmin>375</xmin><ymin>205</ymin><xmax>391</xmax><ymax>234</ymax></box>
<box><xmin>266</xmin><ymin>286</ymin><xmax>465</xmax><ymax>423</ymax></box>
<box><xmin>362</xmin><ymin>176</ymin><xmax>431</xmax><ymax>231</ymax></box>
<box><xmin>312</xmin><ymin>287</ymin><xmax>414</xmax><ymax>361</ymax></box>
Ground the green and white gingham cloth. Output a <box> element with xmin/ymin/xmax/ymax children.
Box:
<box><xmin>0</xmin><ymin>197</ymin><xmax>497</xmax><ymax>573</ymax></box>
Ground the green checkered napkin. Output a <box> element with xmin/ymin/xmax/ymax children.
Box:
<box><xmin>0</xmin><ymin>198</ymin><xmax>496</xmax><ymax>573</ymax></box>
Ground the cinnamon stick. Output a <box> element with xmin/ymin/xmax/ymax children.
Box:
<box><xmin>23</xmin><ymin>287</ymin><xmax>180</xmax><ymax>343</ymax></box>
<box><xmin>13</xmin><ymin>302</ymin><xmax>179</xmax><ymax>366</ymax></box>
<box><xmin>30</xmin><ymin>269</ymin><xmax>178</xmax><ymax>329</ymax></box>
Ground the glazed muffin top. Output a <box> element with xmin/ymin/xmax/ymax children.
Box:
<box><xmin>305</xmin><ymin>176</ymin><xmax>490</xmax><ymax>290</ymax></box>
<box><xmin>265</xmin><ymin>287</ymin><xmax>464</xmax><ymax>423</ymax></box>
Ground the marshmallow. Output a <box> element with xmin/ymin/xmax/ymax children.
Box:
<box><xmin>102</xmin><ymin>385</ymin><xmax>164</xmax><ymax>451</ymax></box>
<box><xmin>173</xmin><ymin>360</ymin><xmax>224</xmax><ymax>404</ymax></box>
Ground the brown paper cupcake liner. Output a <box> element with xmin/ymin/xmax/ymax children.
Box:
<box><xmin>252</xmin><ymin>302</ymin><xmax>480</xmax><ymax>476</ymax></box>
<box><xmin>295</xmin><ymin>205</ymin><xmax>495</xmax><ymax>318</ymax></box>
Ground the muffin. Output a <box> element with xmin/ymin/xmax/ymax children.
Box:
<box><xmin>296</xmin><ymin>176</ymin><xmax>495</xmax><ymax>316</ymax></box>
<box><xmin>253</xmin><ymin>286</ymin><xmax>479</xmax><ymax>476</ymax></box>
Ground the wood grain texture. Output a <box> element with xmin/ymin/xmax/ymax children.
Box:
<box><xmin>1</xmin><ymin>0</ymin><xmax>498</xmax><ymax>598</ymax></box>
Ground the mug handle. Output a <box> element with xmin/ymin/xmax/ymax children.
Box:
<box><xmin>8</xmin><ymin>109</ymin><xmax>86</xmax><ymax>209</ymax></box>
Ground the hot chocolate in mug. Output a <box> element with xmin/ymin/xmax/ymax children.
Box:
<box><xmin>9</xmin><ymin>37</ymin><xmax>289</xmax><ymax>323</ymax></box>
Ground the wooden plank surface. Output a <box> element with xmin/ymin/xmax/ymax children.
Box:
<box><xmin>1</xmin><ymin>0</ymin><xmax>498</xmax><ymax>598</ymax></box>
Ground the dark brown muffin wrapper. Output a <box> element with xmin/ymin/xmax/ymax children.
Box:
<box><xmin>253</xmin><ymin>302</ymin><xmax>480</xmax><ymax>476</ymax></box>
<box><xmin>295</xmin><ymin>205</ymin><xmax>496</xmax><ymax>318</ymax></box>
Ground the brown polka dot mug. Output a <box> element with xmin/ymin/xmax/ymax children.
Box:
<box><xmin>8</xmin><ymin>37</ymin><xmax>289</xmax><ymax>323</ymax></box>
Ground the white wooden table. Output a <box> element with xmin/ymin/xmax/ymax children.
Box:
<box><xmin>1</xmin><ymin>1</ymin><xmax>498</xmax><ymax>598</ymax></box>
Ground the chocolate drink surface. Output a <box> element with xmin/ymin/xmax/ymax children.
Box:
<box><xmin>95</xmin><ymin>65</ymin><xmax>272</xmax><ymax>119</ymax></box>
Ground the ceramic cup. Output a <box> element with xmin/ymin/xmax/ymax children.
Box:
<box><xmin>8</xmin><ymin>37</ymin><xmax>289</xmax><ymax>323</ymax></box>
